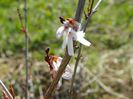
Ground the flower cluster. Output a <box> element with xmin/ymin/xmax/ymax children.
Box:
<box><xmin>45</xmin><ymin>48</ymin><xmax>72</xmax><ymax>89</ymax></box>
<box><xmin>56</xmin><ymin>17</ymin><xmax>91</xmax><ymax>56</ymax></box>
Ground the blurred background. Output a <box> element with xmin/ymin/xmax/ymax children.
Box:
<box><xmin>0</xmin><ymin>0</ymin><xmax>133</xmax><ymax>98</ymax></box>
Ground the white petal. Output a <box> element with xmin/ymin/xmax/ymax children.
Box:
<box><xmin>62</xmin><ymin>32</ymin><xmax>69</xmax><ymax>49</ymax></box>
<box><xmin>67</xmin><ymin>34</ymin><xmax>74</xmax><ymax>56</ymax></box>
<box><xmin>56</xmin><ymin>26</ymin><xmax>64</xmax><ymax>38</ymax></box>
<box><xmin>62</xmin><ymin>64</ymin><xmax>73</xmax><ymax>80</ymax></box>
<box><xmin>76</xmin><ymin>31</ymin><xmax>85</xmax><ymax>38</ymax></box>
<box><xmin>77</xmin><ymin>37</ymin><xmax>91</xmax><ymax>46</ymax></box>
<box><xmin>76</xmin><ymin>31</ymin><xmax>91</xmax><ymax>46</ymax></box>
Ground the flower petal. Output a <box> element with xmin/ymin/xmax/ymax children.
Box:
<box><xmin>77</xmin><ymin>37</ymin><xmax>91</xmax><ymax>46</ymax></box>
<box><xmin>62</xmin><ymin>31</ymin><xmax>69</xmax><ymax>49</ymax></box>
<box><xmin>56</xmin><ymin>26</ymin><xmax>64</xmax><ymax>38</ymax></box>
<box><xmin>76</xmin><ymin>31</ymin><xmax>91</xmax><ymax>46</ymax></box>
<box><xmin>56</xmin><ymin>78</ymin><xmax>62</xmax><ymax>89</ymax></box>
<box><xmin>76</xmin><ymin>31</ymin><xmax>85</xmax><ymax>38</ymax></box>
<box><xmin>53</xmin><ymin>61</ymin><xmax>58</xmax><ymax>71</ymax></box>
<box><xmin>62</xmin><ymin>64</ymin><xmax>73</xmax><ymax>80</ymax></box>
<box><xmin>67</xmin><ymin>33</ymin><xmax>74</xmax><ymax>56</ymax></box>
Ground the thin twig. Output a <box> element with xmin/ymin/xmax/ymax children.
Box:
<box><xmin>44</xmin><ymin>0</ymin><xmax>85</xmax><ymax>98</ymax></box>
<box><xmin>83</xmin><ymin>0</ymin><xmax>103</xmax><ymax>32</ymax></box>
<box><xmin>24</xmin><ymin>0</ymin><xmax>29</xmax><ymax>98</ymax></box>
<box><xmin>69</xmin><ymin>44</ymin><xmax>82</xmax><ymax>99</ymax></box>
<box><xmin>92</xmin><ymin>0</ymin><xmax>103</xmax><ymax>13</ymax></box>
<box><xmin>88</xmin><ymin>0</ymin><xmax>94</xmax><ymax>15</ymax></box>
<box><xmin>0</xmin><ymin>80</ymin><xmax>13</xmax><ymax>99</ymax></box>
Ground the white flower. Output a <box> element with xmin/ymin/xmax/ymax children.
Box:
<box><xmin>47</xmin><ymin>56</ymin><xmax>73</xmax><ymax>89</ymax></box>
<box><xmin>56</xmin><ymin>18</ymin><xmax>91</xmax><ymax>56</ymax></box>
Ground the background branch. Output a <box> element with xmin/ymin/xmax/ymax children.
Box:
<box><xmin>24</xmin><ymin>0</ymin><xmax>29</xmax><ymax>98</ymax></box>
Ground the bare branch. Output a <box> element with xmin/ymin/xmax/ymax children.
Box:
<box><xmin>24</xmin><ymin>0</ymin><xmax>29</xmax><ymax>98</ymax></box>
<box><xmin>82</xmin><ymin>0</ymin><xmax>103</xmax><ymax>32</ymax></box>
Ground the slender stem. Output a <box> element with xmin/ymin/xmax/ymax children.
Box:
<box><xmin>82</xmin><ymin>13</ymin><xmax>92</xmax><ymax>32</ymax></box>
<box><xmin>0</xmin><ymin>80</ymin><xmax>13</xmax><ymax>99</ymax></box>
<box><xmin>24</xmin><ymin>0</ymin><xmax>29</xmax><ymax>98</ymax></box>
<box><xmin>44</xmin><ymin>0</ymin><xmax>85</xmax><ymax>98</ymax></box>
<box><xmin>83</xmin><ymin>0</ymin><xmax>103</xmax><ymax>32</ymax></box>
<box><xmin>92</xmin><ymin>0</ymin><xmax>103</xmax><ymax>12</ymax></box>
<box><xmin>88</xmin><ymin>0</ymin><xmax>94</xmax><ymax>15</ymax></box>
<box><xmin>69</xmin><ymin>44</ymin><xmax>82</xmax><ymax>99</ymax></box>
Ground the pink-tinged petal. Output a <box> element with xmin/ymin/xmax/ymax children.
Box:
<box><xmin>2</xmin><ymin>91</ymin><xmax>9</xmax><ymax>99</ymax></box>
<box><xmin>53</xmin><ymin>61</ymin><xmax>58</xmax><ymax>71</ymax></box>
<box><xmin>76</xmin><ymin>31</ymin><xmax>91</xmax><ymax>47</ymax></box>
<box><xmin>50</xmin><ymin>70</ymin><xmax>57</xmax><ymax>79</ymax></box>
<box><xmin>51</xmin><ymin>56</ymin><xmax>73</xmax><ymax>89</ymax></box>
<box><xmin>56</xmin><ymin>26</ymin><xmax>64</xmax><ymax>38</ymax></box>
<box><xmin>62</xmin><ymin>64</ymin><xmax>73</xmax><ymax>80</ymax></box>
<box><xmin>56</xmin><ymin>78</ymin><xmax>62</xmax><ymax>89</ymax></box>
<box><xmin>58</xmin><ymin>57</ymin><xmax>63</xmax><ymax>61</ymax></box>
<box><xmin>67</xmin><ymin>33</ymin><xmax>74</xmax><ymax>56</ymax></box>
